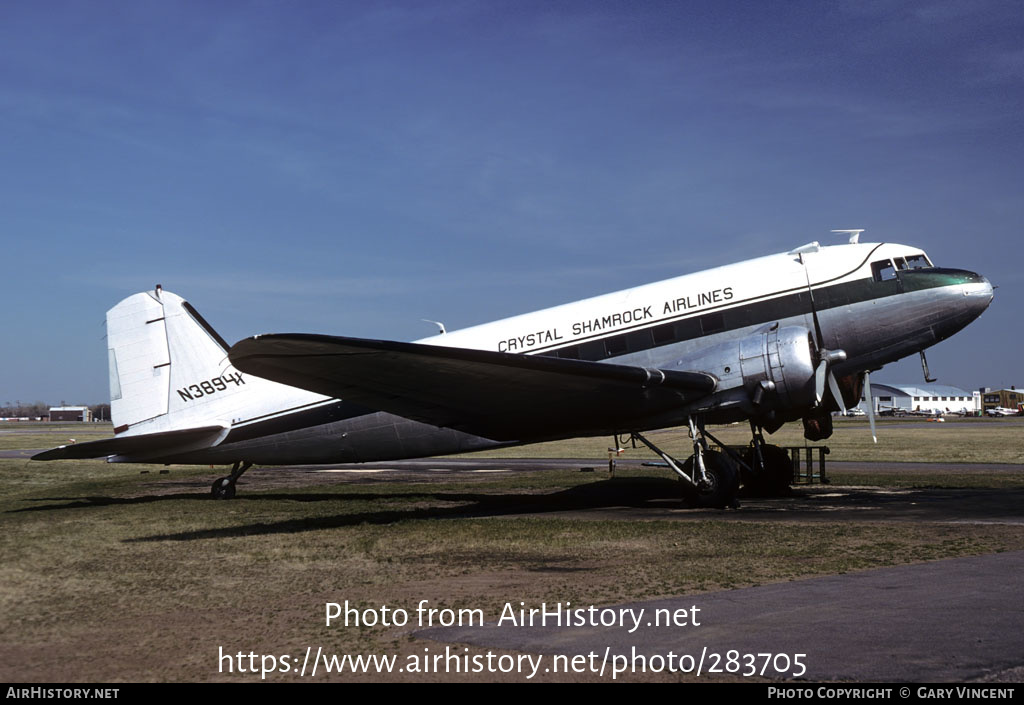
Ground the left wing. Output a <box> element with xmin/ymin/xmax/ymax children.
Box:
<box><xmin>229</xmin><ymin>334</ymin><xmax>716</xmax><ymax>442</ymax></box>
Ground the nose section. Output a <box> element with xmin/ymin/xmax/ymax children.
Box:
<box><xmin>961</xmin><ymin>272</ymin><xmax>994</xmax><ymax>317</ymax></box>
<box><xmin>921</xmin><ymin>268</ymin><xmax>993</xmax><ymax>346</ymax></box>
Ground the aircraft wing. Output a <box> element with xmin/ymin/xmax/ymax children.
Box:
<box><xmin>229</xmin><ymin>334</ymin><xmax>717</xmax><ymax>442</ymax></box>
<box><xmin>32</xmin><ymin>425</ymin><xmax>227</xmax><ymax>461</ymax></box>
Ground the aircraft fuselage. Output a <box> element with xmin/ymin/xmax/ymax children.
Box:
<box><xmin>115</xmin><ymin>241</ymin><xmax>994</xmax><ymax>465</ymax></box>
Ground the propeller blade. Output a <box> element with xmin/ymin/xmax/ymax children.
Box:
<box><xmin>827</xmin><ymin>370</ymin><xmax>845</xmax><ymax>412</ymax></box>
<box><xmin>815</xmin><ymin>360</ymin><xmax>827</xmax><ymax>404</ymax></box>
<box><xmin>814</xmin><ymin>348</ymin><xmax>847</xmax><ymax>407</ymax></box>
<box><xmin>864</xmin><ymin>371</ymin><xmax>877</xmax><ymax>444</ymax></box>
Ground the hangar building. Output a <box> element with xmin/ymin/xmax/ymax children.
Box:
<box><xmin>856</xmin><ymin>383</ymin><xmax>977</xmax><ymax>416</ymax></box>
<box><xmin>49</xmin><ymin>406</ymin><xmax>93</xmax><ymax>422</ymax></box>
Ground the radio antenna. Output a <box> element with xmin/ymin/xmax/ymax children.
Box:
<box><xmin>831</xmin><ymin>229</ymin><xmax>865</xmax><ymax>244</ymax></box>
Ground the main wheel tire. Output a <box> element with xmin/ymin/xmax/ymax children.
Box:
<box><xmin>681</xmin><ymin>450</ymin><xmax>739</xmax><ymax>508</ymax></box>
<box><xmin>740</xmin><ymin>444</ymin><xmax>793</xmax><ymax>497</ymax></box>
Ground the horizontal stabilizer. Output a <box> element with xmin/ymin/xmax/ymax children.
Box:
<box><xmin>229</xmin><ymin>334</ymin><xmax>716</xmax><ymax>442</ymax></box>
<box><xmin>32</xmin><ymin>425</ymin><xmax>227</xmax><ymax>461</ymax></box>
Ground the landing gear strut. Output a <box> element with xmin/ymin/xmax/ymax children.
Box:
<box><xmin>739</xmin><ymin>422</ymin><xmax>793</xmax><ymax>496</ymax></box>
<box><xmin>629</xmin><ymin>418</ymin><xmax>739</xmax><ymax>509</ymax></box>
<box><xmin>211</xmin><ymin>461</ymin><xmax>252</xmax><ymax>500</ymax></box>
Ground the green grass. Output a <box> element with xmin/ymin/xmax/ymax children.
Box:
<box><xmin>2</xmin><ymin>420</ymin><xmax>1023</xmax><ymax>681</ymax></box>
<box><xmin>0</xmin><ymin>422</ymin><xmax>112</xmax><ymax>451</ymax></box>
<box><xmin>828</xmin><ymin>471</ymin><xmax>1024</xmax><ymax>489</ymax></box>
<box><xmin>3</xmin><ymin>462</ymin><xmax>1020</xmax><ymax>645</ymax></box>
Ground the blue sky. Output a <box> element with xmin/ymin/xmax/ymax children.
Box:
<box><xmin>2</xmin><ymin>0</ymin><xmax>1021</xmax><ymax>405</ymax></box>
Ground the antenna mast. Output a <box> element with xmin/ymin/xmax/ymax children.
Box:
<box><xmin>831</xmin><ymin>229</ymin><xmax>865</xmax><ymax>244</ymax></box>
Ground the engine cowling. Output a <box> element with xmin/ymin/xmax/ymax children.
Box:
<box><xmin>670</xmin><ymin>325</ymin><xmax>818</xmax><ymax>416</ymax></box>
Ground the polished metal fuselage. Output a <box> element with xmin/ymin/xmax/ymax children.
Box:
<box><xmin>154</xmin><ymin>243</ymin><xmax>994</xmax><ymax>465</ymax></box>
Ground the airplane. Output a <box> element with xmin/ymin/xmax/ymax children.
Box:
<box><xmin>34</xmin><ymin>233</ymin><xmax>994</xmax><ymax>508</ymax></box>
<box><xmin>985</xmin><ymin>406</ymin><xmax>1021</xmax><ymax>417</ymax></box>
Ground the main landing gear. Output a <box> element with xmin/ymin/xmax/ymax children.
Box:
<box><xmin>628</xmin><ymin>417</ymin><xmax>740</xmax><ymax>509</ymax></box>
<box><xmin>211</xmin><ymin>461</ymin><xmax>252</xmax><ymax>500</ymax></box>
<box><xmin>739</xmin><ymin>422</ymin><xmax>793</xmax><ymax>497</ymax></box>
<box><xmin>626</xmin><ymin>418</ymin><xmax>795</xmax><ymax>507</ymax></box>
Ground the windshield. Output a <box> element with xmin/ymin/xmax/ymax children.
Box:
<box><xmin>871</xmin><ymin>260</ymin><xmax>897</xmax><ymax>281</ymax></box>
<box><xmin>871</xmin><ymin>253</ymin><xmax>933</xmax><ymax>281</ymax></box>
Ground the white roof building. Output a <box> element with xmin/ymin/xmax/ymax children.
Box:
<box><xmin>48</xmin><ymin>406</ymin><xmax>93</xmax><ymax>422</ymax></box>
<box><xmin>856</xmin><ymin>383</ymin><xmax>978</xmax><ymax>416</ymax></box>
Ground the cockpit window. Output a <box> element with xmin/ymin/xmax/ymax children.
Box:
<box><xmin>871</xmin><ymin>260</ymin><xmax>897</xmax><ymax>282</ymax></box>
<box><xmin>872</xmin><ymin>253</ymin><xmax>933</xmax><ymax>281</ymax></box>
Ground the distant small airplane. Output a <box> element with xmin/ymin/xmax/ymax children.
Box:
<box><xmin>985</xmin><ymin>406</ymin><xmax>1020</xmax><ymax>417</ymax></box>
<box><xmin>35</xmin><ymin>234</ymin><xmax>993</xmax><ymax>507</ymax></box>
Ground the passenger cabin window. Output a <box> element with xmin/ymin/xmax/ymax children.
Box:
<box><xmin>652</xmin><ymin>323</ymin><xmax>675</xmax><ymax>346</ymax></box>
<box><xmin>871</xmin><ymin>260</ymin><xmax>897</xmax><ymax>282</ymax></box>
<box><xmin>604</xmin><ymin>336</ymin><xmax>628</xmax><ymax>357</ymax></box>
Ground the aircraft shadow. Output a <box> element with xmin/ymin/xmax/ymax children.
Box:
<box><xmin>17</xmin><ymin>480</ymin><xmax>1020</xmax><ymax>541</ymax></box>
<box><xmin>12</xmin><ymin>476</ymin><xmax>688</xmax><ymax>541</ymax></box>
<box><xmin>137</xmin><ymin>477</ymin><xmax>691</xmax><ymax>542</ymax></box>
<box><xmin>10</xmin><ymin>493</ymin><xmax>211</xmax><ymax>512</ymax></box>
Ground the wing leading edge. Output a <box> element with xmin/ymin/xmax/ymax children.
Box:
<box><xmin>229</xmin><ymin>334</ymin><xmax>717</xmax><ymax>442</ymax></box>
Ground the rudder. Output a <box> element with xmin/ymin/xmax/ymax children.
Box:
<box><xmin>107</xmin><ymin>287</ymin><xmax>238</xmax><ymax>434</ymax></box>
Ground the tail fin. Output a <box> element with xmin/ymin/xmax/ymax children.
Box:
<box><xmin>36</xmin><ymin>287</ymin><xmax>324</xmax><ymax>462</ymax></box>
<box><xmin>107</xmin><ymin>286</ymin><xmax>252</xmax><ymax>437</ymax></box>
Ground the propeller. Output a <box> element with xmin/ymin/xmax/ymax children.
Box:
<box><xmin>864</xmin><ymin>370</ymin><xmax>877</xmax><ymax>443</ymax></box>
<box><xmin>801</xmin><ymin>250</ymin><xmax>848</xmax><ymax>412</ymax></box>
<box><xmin>814</xmin><ymin>348</ymin><xmax>847</xmax><ymax>407</ymax></box>
<box><xmin>799</xmin><ymin>245</ymin><xmax>876</xmax><ymax>442</ymax></box>
<box><xmin>815</xmin><ymin>352</ymin><xmax>878</xmax><ymax>444</ymax></box>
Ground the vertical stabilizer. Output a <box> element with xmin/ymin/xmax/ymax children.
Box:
<box><xmin>105</xmin><ymin>288</ymin><xmax>325</xmax><ymax>438</ymax></box>
<box><xmin>106</xmin><ymin>288</ymin><xmax>239</xmax><ymax>434</ymax></box>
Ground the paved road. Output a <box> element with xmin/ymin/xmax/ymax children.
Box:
<box><xmin>0</xmin><ymin>449</ymin><xmax>42</xmax><ymax>458</ymax></box>
<box><xmin>419</xmin><ymin>551</ymin><xmax>1024</xmax><ymax>682</ymax></box>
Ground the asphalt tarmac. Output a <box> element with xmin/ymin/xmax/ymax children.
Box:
<box><xmin>418</xmin><ymin>550</ymin><xmax>1024</xmax><ymax>682</ymax></box>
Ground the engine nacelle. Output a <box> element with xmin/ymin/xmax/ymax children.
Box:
<box><xmin>670</xmin><ymin>325</ymin><xmax>818</xmax><ymax>415</ymax></box>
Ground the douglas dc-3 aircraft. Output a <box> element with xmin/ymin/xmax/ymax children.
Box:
<box><xmin>35</xmin><ymin>233</ymin><xmax>993</xmax><ymax>508</ymax></box>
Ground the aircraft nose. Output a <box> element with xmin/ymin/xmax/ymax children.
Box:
<box><xmin>961</xmin><ymin>272</ymin><xmax>994</xmax><ymax>315</ymax></box>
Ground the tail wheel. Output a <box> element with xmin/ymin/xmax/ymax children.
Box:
<box><xmin>211</xmin><ymin>477</ymin><xmax>236</xmax><ymax>500</ymax></box>
<box><xmin>681</xmin><ymin>450</ymin><xmax>739</xmax><ymax>508</ymax></box>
